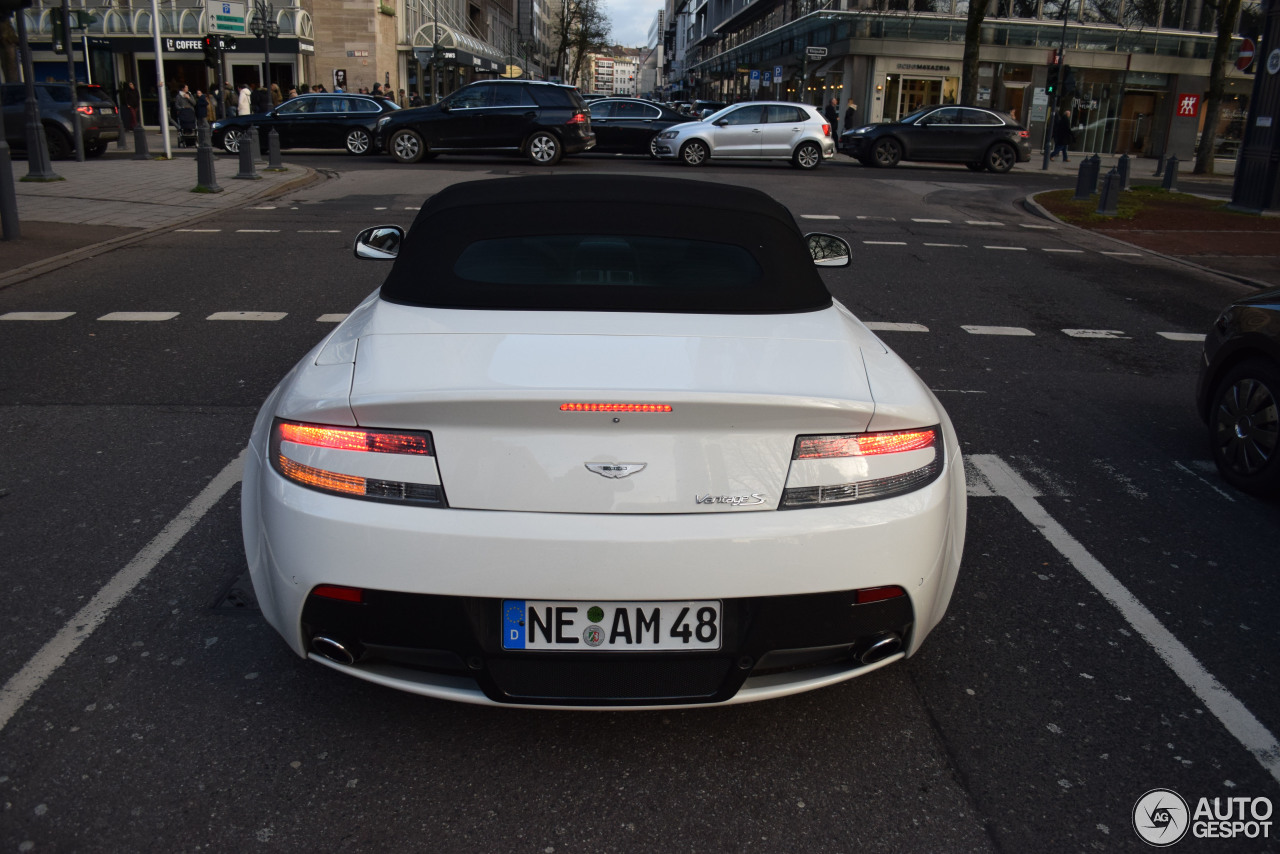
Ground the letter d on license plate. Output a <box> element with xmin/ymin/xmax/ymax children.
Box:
<box><xmin>502</xmin><ymin>600</ymin><xmax>722</xmax><ymax>651</ymax></box>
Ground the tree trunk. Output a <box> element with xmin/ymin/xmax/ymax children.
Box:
<box><xmin>1193</xmin><ymin>0</ymin><xmax>1243</xmax><ymax>174</ymax></box>
<box><xmin>961</xmin><ymin>0</ymin><xmax>988</xmax><ymax>105</ymax></box>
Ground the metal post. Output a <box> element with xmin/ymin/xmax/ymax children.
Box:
<box><xmin>1041</xmin><ymin>0</ymin><xmax>1073</xmax><ymax>170</ymax></box>
<box><xmin>1072</xmin><ymin>158</ymin><xmax>1094</xmax><ymax>200</ymax></box>
<box><xmin>149</xmin><ymin>0</ymin><xmax>172</xmax><ymax>159</ymax></box>
<box><xmin>266</xmin><ymin>128</ymin><xmax>285</xmax><ymax>170</ymax></box>
<box><xmin>1162</xmin><ymin>154</ymin><xmax>1179</xmax><ymax>191</ymax></box>
<box><xmin>195</xmin><ymin>122</ymin><xmax>223</xmax><ymax>192</ymax></box>
<box><xmin>15</xmin><ymin>11</ymin><xmax>61</xmax><ymax>181</ymax></box>
<box><xmin>234</xmin><ymin>131</ymin><xmax>260</xmax><ymax>179</ymax></box>
<box><xmin>1096</xmin><ymin>168</ymin><xmax>1120</xmax><ymax>215</ymax></box>
<box><xmin>0</xmin><ymin>120</ymin><xmax>20</xmax><ymax>239</ymax></box>
<box><xmin>1117</xmin><ymin>153</ymin><xmax>1130</xmax><ymax>190</ymax></box>
<box><xmin>431</xmin><ymin>0</ymin><xmax>439</xmax><ymax>104</ymax></box>
<box><xmin>132</xmin><ymin>124</ymin><xmax>151</xmax><ymax>158</ymax></box>
<box><xmin>248</xmin><ymin>125</ymin><xmax>264</xmax><ymax>163</ymax></box>
<box><xmin>1154</xmin><ymin>153</ymin><xmax>1165</xmax><ymax>176</ymax></box>
<box><xmin>62</xmin><ymin>0</ymin><xmax>84</xmax><ymax>161</ymax></box>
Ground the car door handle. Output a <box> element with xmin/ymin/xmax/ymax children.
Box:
<box><xmin>524</xmin><ymin>111</ymin><xmax>537</xmax><ymax>118</ymax></box>
<box><xmin>752</xmin><ymin>128</ymin><xmax>761</xmax><ymax>133</ymax></box>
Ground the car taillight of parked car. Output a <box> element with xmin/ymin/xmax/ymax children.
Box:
<box><xmin>1018</xmin><ymin>130</ymin><xmax>1029</xmax><ymax>138</ymax></box>
<box><xmin>76</xmin><ymin>106</ymin><xmax>95</xmax><ymax>116</ymax></box>
<box><xmin>823</xmin><ymin>123</ymin><xmax>831</xmax><ymax>137</ymax></box>
<box><xmin>568</xmin><ymin>112</ymin><xmax>588</xmax><ymax>125</ymax></box>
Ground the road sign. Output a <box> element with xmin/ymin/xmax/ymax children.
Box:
<box><xmin>806</xmin><ymin>46</ymin><xmax>827</xmax><ymax>60</ymax></box>
<box><xmin>763</xmin><ymin>72</ymin><xmax>771</xmax><ymax>84</ymax></box>
<box><xmin>749</xmin><ymin>68</ymin><xmax>761</xmax><ymax>93</ymax></box>
<box><xmin>206</xmin><ymin>0</ymin><xmax>247</xmax><ymax>35</ymax></box>
<box><xmin>1238</xmin><ymin>37</ymin><xmax>1256</xmax><ymax>71</ymax></box>
<box><xmin>774</xmin><ymin>65</ymin><xmax>783</xmax><ymax>79</ymax></box>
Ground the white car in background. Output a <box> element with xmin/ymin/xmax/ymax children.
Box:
<box><xmin>653</xmin><ymin>102</ymin><xmax>836</xmax><ymax>169</ymax></box>
<box><xmin>241</xmin><ymin>174</ymin><xmax>965</xmax><ymax>709</ymax></box>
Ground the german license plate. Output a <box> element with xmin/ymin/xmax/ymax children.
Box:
<box><xmin>101</xmin><ymin>107</ymin><xmax>114</xmax><ymax>114</ymax></box>
<box><xmin>502</xmin><ymin>600</ymin><xmax>722</xmax><ymax>651</ymax></box>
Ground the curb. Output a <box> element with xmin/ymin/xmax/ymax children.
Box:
<box><xmin>0</xmin><ymin>164</ymin><xmax>323</xmax><ymax>292</ymax></box>
<box><xmin>1021</xmin><ymin>192</ymin><xmax>1272</xmax><ymax>293</ymax></box>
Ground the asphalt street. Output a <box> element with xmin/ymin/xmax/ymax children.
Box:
<box><xmin>0</xmin><ymin>154</ymin><xmax>1277</xmax><ymax>853</ymax></box>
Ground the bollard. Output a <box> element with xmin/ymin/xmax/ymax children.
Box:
<box><xmin>248</xmin><ymin>126</ymin><xmax>265</xmax><ymax>164</ymax></box>
<box><xmin>1086</xmin><ymin>154</ymin><xmax>1102</xmax><ymax>191</ymax></box>
<box><xmin>266</xmin><ymin>128</ymin><xmax>286</xmax><ymax>171</ymax></box>
<box><xmin>1117</xmin><ymin>153</ymin><xmax>1130</xmax><ymax>191</ymax></box>
<box><xmin>1072</xmin><ymin>158</ymin><xmax>1095</xmax><ymax>201</ymax></box>
<box><xmin>194</xmin><ymin>123</ymin><xmax>223</xmax><ymax>193</ymax></box>
<box><xmin>234</xmin><ymin>131</ymin><xmax>260</xmax><ymax>180</ymax></box>
<box><xmin>1154</xmin><ymin>153</ymin><xmax>1165</xmax><ymax>177</ymax></box>
<box><xmin>132</xmin><ymin>124</ymin><xmax>150</xmax><ymax>160</ymax></box>
<box><xmin>116</xmin><ymin>125</ymin><xmax>128</xmax><ymax>150</ymax></box>
<box><xmin>1096</xmin><ymin>168</ymin><xmax>1121</xmax><ymax>216</ymax></box>
<box><xmin>1162</xmin><ymin>155</ymin><xmax>1179</xmax><ymax>191</ymax></box>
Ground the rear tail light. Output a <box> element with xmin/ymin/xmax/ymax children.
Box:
<box><xmin>568</xmin><ymin>111</ymin><xmax>588</xmax><ymax>125</ymax></box>
<box><xmin>76</xmin><ymin>105</ymin><xmax>95</xmax><ymax>116</ymax></box>
<box><xmin>780</xmin><ymin>426</ymin><xmax>943</xmax><ymax>508</ymax></box>
<box><xmin>823</xmin><ymin>123</ymin><xmax>831</xmax><ymax>137</ymax></box>
<box><xmin>855</xmin><ymin>586</ymin><xmax>906</xmax><ymax>604</ymax></box>
<box><xmin>1018</xmin><ymin>130</ymin><xmax>1030</xmax><ymax>138</ymax></box>
<box><xmin>270</xmin><ymin>419</ymin><xmax>447</xmax><ymax>506</ymax></box>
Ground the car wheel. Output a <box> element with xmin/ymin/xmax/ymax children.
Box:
<box><xmin>680</xmin><ymin>139</ymin><xmax>709</xmax><ymax>166</ymax></box>
<box><xmin>44</xmin><ymin>127</ymin><xmax>71</xmax><ymax>160</ymax></box>
<box><xmin>984</xmin><ymin>142</ymin><xmax>1017</xmax><ymax>174</ymax></box>
<box><xmin>792</xmin><ymin>141</ymin><xmax>822</xmax><ymax>170</ymax></box>
<box><xmin>1210</xmin><ymin>358</ymin><xmax>1280</xmax><ymax>497</ymax></box>
<box><xmin>648</xmin><ymin>134</ymin><xmax>660</xmax><ymax>159</ymax></box>
<box><xmin>389</xmin><ymin>128</ymin><xmax>425</xmax><ymax>164</ymax></box>
<box><xmin>345</xmin><ymin>128</ymin><xmax>372</xmax><ymax>155</ymax></box>
<box><xmin>525</xmin><ymin>131</ymin><xmax>561</xmax><ymax>165</ymax></box>
<box><xmin>87</xmin><ymin>140</ymin><xmax>108</xmax><ymax>157</ymax></box>
<box><xmin>221</xmin><ymin>129</ymin><xmax>243</xmax><ymax>154</ymax></box>
<box><xmin>871</xmin><ymin>138</ymin><xmax>901</xmax><ymax>168</ymax></box>
<box><xmin>965</xmin><ymin>161</ymin><xmax>985</xmax><ymax>172</ymax></box>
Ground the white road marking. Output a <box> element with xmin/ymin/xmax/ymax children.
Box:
<box><xmin>0</xmin><ymin>453</ymin><xmax>245</xmax><ymax>734</ymax></box>
<box><xmin>924</xmin><ymin>243</ymin><xmax>966</xmax><ymax>248</ymax></box>
<box><xmin>236</xmin><ymin>229</ymin><xmax>281</xmax><ymax>233</ymax></box>
<box><xmin>912</xmin><ymin>218</ymin><xmax>951</xmax><ymax>223</ymax></box>
<box><xmin>984</xmin><ymin>245</ymin><xmax>1027</xmax><ymax>251</ymax></box>
<box><xmin>962</xmin><ymin>325</ymin><xmax>1035</xmax><ymax>336</ymax></box>
<box><xmin>971</xmin><ymin>454</ymin><xmax>1279</xmax><ymax>785</ymax></box>
<box><xmin>98</xmin><ymin>312</ymin><xmax>179</xmax><ymax>322</ymax></box>
<box><xmin>856</xmin><ymin>215</ymin><xmax>896</xmax><ymax>221</ymax></box>
<box><xmin>317</xmin><ymin>313</ymin><xmax>349</xmax><ymax>323</ymax></box>
<box><xmin>1044</xmin><ymin>248</ymin><xmax>1084</xmax><ymax>253</ymax></box>
<box><xmin>297</xmin><ymin>229</ymin><xmax>342</xmax><ymax>233</ymax></box>
<box><xmin>966</xmin><ymin>220</ymin><xmax>1003</xmax><ymax>226</ymax></box>
<box><xmin>249</xmin><ymin>205</ymin><xmax>277</xmax><ymax>210</ymax></box>
<box><xmin>176</xmin><ymin>228</ymin><xmax>221</xmax><ymax>233</ymax></box>
<box><xmin>1062</xmin><ymin>329</ymin><xmax>1129</xmax><ymax>339</ymax></box>
<box><xmin>1102</xmin><ymin>251</ymin><xmax>1143</xmax><ymax>257</ymax></box>
<box><xmin>404</xmin><ymin>206</ymin><xmax>420</xmax><ymax>211</ymax></box>
<box><xmin>207</xmin><ymin>311</ymin><xmax>287</xmax><ymax>321</ymax></box>
<box><xmin>1173</xmin><ymin>461</ymin><xmax>1235</xmax><ymax>502</ymax></box>
<box><xmin>863</xmin><ymin>240</ymin><xmax>908</xmax><ymax>246</ymax></box>
<box><xmin>1159</xmin><ymin>332</ymin><xmax>1206</xmax><ymax>342</ymax></box>
<box><xmin>0</xmin><ymin>312</ymin><xmax>75</xmax><ymax>321</ymax></box>
<box><xmin>1020</xmin><ymin>223</ymin><xmax>1056</xmax><ymax>229</ymax></box>
<box><xmin>801</xmin><ymin>214</ymin><xmax>840</xmax><ymax>220</ymax></box>
<box><xmin>864</xmin><ymin>322</ymin><xmax>929</xmax><ymax>332</ymax></box>
<box><xmin>374</xmin><ymin>207</ymin><xmax>388</xmax><ymax>210</ymax></box>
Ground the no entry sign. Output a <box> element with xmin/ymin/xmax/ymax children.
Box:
<box><xmin>1238</xmin><ymin>37</ymin><xmax>1256</xmax><ymax>71</ymax></box>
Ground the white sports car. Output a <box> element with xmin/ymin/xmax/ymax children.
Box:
<box><xmin>241</xmin><ymin>175</ymin><xmax>966</xmax><ymax>709</ymax></box>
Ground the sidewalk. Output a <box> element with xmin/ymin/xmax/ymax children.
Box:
<box><xmin>1</xmin><ymin>130</ymin><xmax>316</xmax><ymax>288</ymax></box>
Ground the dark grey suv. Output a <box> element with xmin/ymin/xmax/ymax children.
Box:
<box><xmin>376</xmin><ymin>80</ymin><xmax>595</xmax><ymax>166</ymax></box>
<box><xmin>1</xmin><ymin>82</ymin><xmax>123</xmax><ymax>159</ymax></box>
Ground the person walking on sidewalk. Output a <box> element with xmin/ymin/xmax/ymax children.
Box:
<box><xmin>1050</xmin><ymin>108</ymin><xmax>1073</xmax><ymax>162</ymax></box>
<box><xmin>237</xmin><ymin>83</ymin><xmax>252</xmax><ymax>117</ymax></box>
<box><xmin>824</xmin><ymin>97</ymin><xmax>840</xmax><ymax>137</ymax></box>
<box><xmin>120</xmin><ymin>81</ymin><xmax>140</xmax><ymax>130</ymax></box>
<box><xmin>843</xmin><ymin>98</ymin><xmax>859</xmax><ymax>133</ymax></box>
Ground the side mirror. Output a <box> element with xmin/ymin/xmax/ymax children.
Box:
<box><xmin>806</xmin><ymin>233</ymin><xmax>851</xmax><ymax>268</ymax></box>
<box><xmin>714</xmin><ymin>119</ymin><xmax>729</xmax><ymax>127</ymax></box>
<box><xmin>438</xmin><ymin>102</ymin><xmax>451</xmax><ymax>112</ymax></box>
<box><xmin>353</xmin><ymin>225</ymin><xmax>404</xmax><ymax>260</ymax></box>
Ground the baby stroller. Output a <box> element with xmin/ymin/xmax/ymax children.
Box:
<box><xmin>173</xmin><ymin>103</ymin><xmax>197</xmax><ymax>148</ymax></box>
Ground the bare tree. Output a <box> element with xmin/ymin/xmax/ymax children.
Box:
<box><xmin>960</xmin><ymin>0</ymin><xmax>990</xmax><ymax>104</ymax></box>
<box><xmin>1193</xmin><ymin>0</ymin><xmax>1243</xmax><ymax>174</ymax></box>
<box><xmin>1</xmin><ymin>13</ymin><xmax>19</xmax><ymax>83</ymax></box>
<box><xmin>551</xmin><ymin>0</ymin><xmax>611</xmax><ymax>87</ymax></box>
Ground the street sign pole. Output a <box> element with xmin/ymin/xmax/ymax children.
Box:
<box><xmin>149</xmin><ymin>0</ymin><xmax>172</xmax><ymax>158</ymax></box>
<box><xmin>62</xmin><ymin>0</ymin><xmax>84</xmax><ymax>161</ymax></box>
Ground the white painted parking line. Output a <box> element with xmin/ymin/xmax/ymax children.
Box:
<box><xmin>317</xmin><ymin>314</ymin><xmax>349</xmax><ymax>323</ymax></box>
<box><xmin>236</xmin><ymin>229</ymin><xmax>281</xmax><ymax>233</ymax></box>
<box><xmin>0</xmin><ymin>452</ymin><xmax>245</xmax><ymax>734</ymax></box>
<box><xmin>1101</xmin><ymin>251</ymin><xmax>1143</xmax><ymax>257</ymax></box>
<box><xmin>249</xmin><ymin>205</ymin><xmax>277</xmax><ymax>210</ymax></box>
<box><xmin>375</xmin><ymin>207</ymin><xmax>388</xmax><ymax>211</ymax></box>
<box><xmin>1019</xmin><ymin>223</ymin><xmax>1056</xmax><ymax>229</ymax></box>
<box><xmin>207</xmin><ymin>311</ymin><xmax>287</xmax><ymax>321</ymax></box>
<box><xmin>924</xmin><ymin>243</ymin><xmax>966</xmax><ymax>248</ymax></box>
<box><xmin>404</xmin><ymin>206</ymin><xmax>420</xmax><ymax>211</ymax></box>
<box><xmin>1043</xmin><ymin>248</ymin><xmax>1084</xmax><ymax>253</ymax></box>
<box><xmin>963</xmin><ymin>325</ymin><xmax>1035</xmax><ymax>336</ymax></box>
<box><xmin>0</xmin><ymin>311</ymin><xmax>75</xmax><ymax>321</ymax></box>
<box><xmin>1159</xmin><ymin>332</ymin><xmax>1206</xmax><ymax>342</ymax></box>
<box><xmin>857</xmin><ymin>215</ymin><xmax>896</xmax><ymax>221</ymax></box>
<box><xmin>1062</xmin><ymin>329</ymin><xmax>1129</xmax><ymax>339</ymax></box>
<box><xmin>864</xmin><ymin>322</ymin><xmax>929</xmax><ymax>332</ymax></box>
<box><xmin>801</xmin><ymin>214</ymin><xmax>840</xmax><ymax>220</ymax></box>
<box><xmin>970</xmin><ymin>454</ymin><xmax>1280</xmax><ymax>785</ymax></box>
<box><xmin>176</xmin><ymin>228</ymin><xmax>221</xmax><ymax>233</ymax></box>
<box><xmin>297</xmin><ymin>229</ymin><xmax>342</xmax><ymax>233</ymax></box>
<box><xmin>966</xmin><ymin>220</ymin><xmax>1003</xmax><ymax>226</ymax></box>
<box><xmin>984</xmin><ymin>246</ymin><xmax>1027</xmax><ymax>251</ymax></box>
<box><xmin>863</xmin><ymin>240</ymin><xmax>908</xmax><ymax>246</ymax></box>
<box><xmin>98</xmin><ymin>312</ymin><xmax>179</xmax><ymax>322</ymax></box>
<box><xmin>912</xmin><ymin>218</ymin><xmax>951</xmax><ymax>223</ymax></box>
<box><xmin>1173</xmin><ymin>461</ymin><xmax>1235</xmax><ymax>502</ymax></box>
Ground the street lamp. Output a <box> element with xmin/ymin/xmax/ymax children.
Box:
<box><xmin>248</xmin><ymin>0</ymin><xmax>279</xmax><ymax>91</ymax></box>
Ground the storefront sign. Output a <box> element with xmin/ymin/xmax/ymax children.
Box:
<box><xmin>1176</xmin><ymin>93</ymin><xmax>1200</xmax><ymax>117</ymax></box>
<box><xmin>164</xmin><ymin>38</ymin><xmax>206</xmax><ymax>52</ymax></box>
<box><xmin>896</xmin><ymin>63</ymin><xmax>953</xmax><ymax>73</ymax></box>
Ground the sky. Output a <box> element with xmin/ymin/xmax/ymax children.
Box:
<box><xmin>606</xmin><ymin>0</ymin><xmax>664</xmax><ymax>48</ymax></box>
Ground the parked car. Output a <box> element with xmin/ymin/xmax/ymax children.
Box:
<box><xmin>376</xmin><ymin>80</ymin><xmax>595</xmax><ymax>166</ymax></box>
<box><xmin>240</xmin><ymin>174</ymin><xmax>966</xmax><ymax>708</ymax></box>
<box><xmin>839</xmin><ymin>105</ymin><xmax>1031</xmax><ymax>173</ymax></box>
<box><xmin>692</xmin><ymin>99</ymin><xmax>728</xmax><ymax>118</ymax></box>
<box><xmin>654</xmin><ymin>102</ymin><xmax>835</xmax><ymax>169</ymax></box>
<box><xmin>1</xmin><ymin>82</ymin><xmax>122</xmax><ymax>159</ymax></box>
<box><xmin>1196</xmin><ymin>288</ymin><xmax>1280</xmax><ymax>497</ymax></box>
<box><xmin>211</xmin><ymin>92</ymin><xmax>398</xmax><ymax>155</ymax></box>
<box><xmin>586</xmin><ymin>97</ymin><xmax>690</xmax><ymax>157</ymax></box>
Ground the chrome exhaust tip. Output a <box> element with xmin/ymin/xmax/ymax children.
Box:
<box><xmin>311</xmin><ymin>635</ymin><xmax>356</xmax><ymax>666</ymax></box>
<box><xmin>859</xmin><ymin>633</ymin><xmax>903</xmax><ymax>665</ymax></box>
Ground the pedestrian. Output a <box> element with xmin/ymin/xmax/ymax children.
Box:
<box><xmin>286</xmin><ymin>87</ymin><xmax>298</xmax><ymax>100</ymax></box>
<box><xmin>843</xmin><ymin>98</ymin><xmax>858</xmax><ymax>132</ymax></box>
<box><xmin>1050</xmin><ymin>107</ymin><xmax>1073</xmax><ymax>162</ymax></box>
<box><xmin>121</xmin><ymin>81</ymin><xmax>140</xmax><ymax>130</ymax></box>
<box><xmin>194</xmin><ymin>88</ymin><xmax>212</xmax><ymax>125</ymax></box>
<box><xmin>409</xmin><ymin>90</ymin><xmax>423</xmax><ymax>107</ymax></box>
<box><xmin>398</xmin><ymin>88</ymin><xmax>406</xmax><ymax>105</ymax></box>
<box><xmin>270</xmin><ymin>82</ymin><xmax>283</xmax><ymax>107</ymax></box>
<box><xmin>237</xmin><ymin>82</ymin><xmax>252</xmax><ymax>117</ymax></box>
<box><xmin>250</xmin><ymin>81</ymin><xmax>271</xmax><ymax>113</ymax></box>
<box><xmin>824</xmin><ymin>97</ymin><xmax>840</xmax><ymax>136</ymax></box>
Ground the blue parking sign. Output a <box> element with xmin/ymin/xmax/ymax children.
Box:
<box><xmin>750</xmin><ymin>69</ymin><xmax>761</xmax><ymax>81</ymax></box>
<box><xmin>763</xmin><ymin>72</ymin><xmax>771</xmax><ymax>83</ymax></box>
<box><xmin>774</xmin><ymin>65</ymin><xmax>783</xmax><ymax>79</ymax></box>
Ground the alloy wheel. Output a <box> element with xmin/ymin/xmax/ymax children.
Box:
<box><xmin>1214</xmin><ymin>375</ymin><xmax>1279</xmax><ymax>479</ymax></box>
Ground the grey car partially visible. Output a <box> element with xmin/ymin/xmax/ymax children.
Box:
<box><xmin>653</xmin><ymin>102</ymin><xmax>835</xmax><ymax>170</ymax></box>
<box><xmin>1</xmin><ymin>82</ymin><xmax>123</xmax><ymax>159</ymax></box>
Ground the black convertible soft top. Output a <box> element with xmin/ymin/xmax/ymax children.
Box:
<box><xmin>379</xmin><ymin>175</ymin><xmax>834</xmax><ymax>314</ymax></box>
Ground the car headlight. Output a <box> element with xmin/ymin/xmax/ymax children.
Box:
<box><xmin>658</xmin><ymin>131</ymin><xmax>679</xmax><ymax>139</ymax></box>
<box><xmin>855</xmin><ymin>126</ymin><xmax>874</xmax><ymax>134</ymax></box>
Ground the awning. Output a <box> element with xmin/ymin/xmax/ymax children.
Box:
<box><xmin>412</xmin><ymin>22</ymin><xmax>506</xmax><ymax>74</ymax></box>
<box><xmin>809</xmin><ymin>56</ymin><xmax>843</xmax><ymax>77</ymax></box>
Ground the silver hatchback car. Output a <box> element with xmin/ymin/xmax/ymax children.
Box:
<box><xmin>654</xmin><ymin>102</ymin><xmax>835</xmax><ymax>170</ymax></box>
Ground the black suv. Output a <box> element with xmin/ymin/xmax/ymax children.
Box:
<box><xmin>376</xmin><ymin>80</ymin><xmax>595</xmax><ymax>166</ymax></box>
<box><xmin>1</xmin><ymin>82</ymin><xmax>123</xmax><ymax>159</ymax></box>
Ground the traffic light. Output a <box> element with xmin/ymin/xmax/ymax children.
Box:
<box><xmin>51</xmin><ymin>12</ymin><xmax>66</xmax><ymax>54</ymax></box>
<box><xmin>1046</xmin><ymin>62</ymin><xmax>1060</xmax><ymax>95</ymax></box>
<box><xmin>202</xmin><ymin>35</ymin><xmax>217</xmax><ymax>67</ymax></box>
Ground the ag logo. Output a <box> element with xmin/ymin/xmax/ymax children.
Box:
<box><xmin>1133</xmin><ymin>789</ymin><xmax>1190</xmax><ymax>846</ymax></box>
